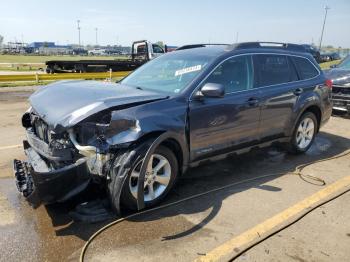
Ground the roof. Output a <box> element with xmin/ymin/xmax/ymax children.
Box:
<box><xmin>177</xmin><ymin>42</ymin><xmax>306</xmax><ymax>53</ymax></box>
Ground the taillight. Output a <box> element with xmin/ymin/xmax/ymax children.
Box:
<box><xmin>325</xmin><ymin>79</ymin><xmax>333</xmax><ymax>89</ymax></box>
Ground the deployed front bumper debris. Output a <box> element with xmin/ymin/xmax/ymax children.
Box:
<box><xmin>13</xmin><ymin>159</ymin><xmax>34</xmax><ymax>198</ymax></box>
<box><xmin>14</xmin><ymin>141</ymin><xmax>91</xmax><ymax>204</ymax></box>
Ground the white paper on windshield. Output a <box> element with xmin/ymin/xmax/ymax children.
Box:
<box><xmin>175</xmin><ymin>65</ymin><xmax>202</xmax><ymax>76</ymax></box>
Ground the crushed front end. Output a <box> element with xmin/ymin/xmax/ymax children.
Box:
<box><xmin>14</xmin><ymin>109</ymin><xmax>110</xmax><ymax>204</ymax></box>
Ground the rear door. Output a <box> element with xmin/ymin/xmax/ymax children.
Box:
<box><xmin>253</xmin><ymin>54</ymin><xmax>299</xmax><ymax>141</ymax></box>
<box><xmin>189</xmin><ymin>55</ymin><xmax>261</xmax><ymax>161</ymax></box>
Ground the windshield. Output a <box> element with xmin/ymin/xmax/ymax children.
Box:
<box><xmin>337</xmin><ymin>56</ymin><xmax>350</xmax><ymax>69</ymax></box>
<box><xmin>121</xmin><ymin>51</ymin><xmax>216</xmax><ymax>94</ymax></box>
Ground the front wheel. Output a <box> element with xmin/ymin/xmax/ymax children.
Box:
<box><xmin>108</xmin><ymin>145</ymin><xmax>178</xmax><ymax>211</ymax></box>
<box><xmin>289</xmin><ymin>112</ymin><xmax>318</xmax><ymax>154</ymax></box>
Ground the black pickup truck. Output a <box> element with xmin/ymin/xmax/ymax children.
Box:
<box><xmin>45</xmin><ymin>40</ymin><xmax>166</xmax><ymax>73</ymax></box>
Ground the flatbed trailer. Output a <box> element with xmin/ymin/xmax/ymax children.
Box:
<box><xmin>45</xmin><ymin>40</ymin><xmax>167</xmax><ymax>73</ymax></box>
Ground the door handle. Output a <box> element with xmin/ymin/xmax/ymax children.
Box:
<box><xmin>294</xmin><ymin>88</ymin><xmax>303</xmax><ymax>96</ymax></box>
<box><xmin>247</xmin><ymin>97</ymin><xmax>259</xmax><ymax>106</ymax></box>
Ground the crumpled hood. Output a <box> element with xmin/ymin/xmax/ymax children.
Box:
<box><xmin>29</xmin><ymin>80</ymin><xmax>168</xmax><ymax>131</ymax></box>
<box><xmin>324</xmin><ymin>69</ymin><xmax>350</xmax><ymax>87</ymax></box>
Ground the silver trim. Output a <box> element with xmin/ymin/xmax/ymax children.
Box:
<box><xmin>68</xmin><ymin>129</ymin><xmax>97</xmax><ymax>157</ymax></box>
<box><xmin>189</xmin><ymin>52</ymin><xmax>321</xmax><ymax>101</ymax></box>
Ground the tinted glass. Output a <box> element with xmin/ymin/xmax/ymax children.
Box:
<box><xmin>293</xmin><ymin>57</ymin><xmax>319</xmax><ymax>80</ymax></box>
<box><xmin>204</xmin><ymin>55</ymin><xmax>253</xmax><ymax>93</ymax></box>
<box><xmin>253</xmin><ymin>54</ymin><xmax>296</xmax><ymax>87</ymax></box>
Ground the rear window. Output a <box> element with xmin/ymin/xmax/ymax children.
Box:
<box><xmin>253</xmin><ymin>54</ymin><xmax>298</xmax><ymax>87</ymax></box>
<box><xmin>293</xmin><ymin>57</ymin><xmax>319</xmax><ymax>80</ymax></box>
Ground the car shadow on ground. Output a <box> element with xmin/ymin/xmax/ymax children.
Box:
<box><xmin>48</xmin><ymin>130</ymin><xmax>349</xmax><ymax>242</ymax></box>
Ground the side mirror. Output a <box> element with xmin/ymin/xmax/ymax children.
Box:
<box><xmin>198</xmin><ymin>83</ymin><xmax>225</xmax><ymax>98</ymax></box>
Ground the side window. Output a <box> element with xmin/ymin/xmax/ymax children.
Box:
<box><xmin>293</xmin><ymin>57</ymin><xmax>319</xmax><ymax>80</ymax></box>
<box><xmin>204</xmin><ymin>55</ymin><xmax>253</xmax><ymax>93</ymax></box>
<box><xmin>253</xmin><ymin>54</ymin><xmax>297</xmax><ymax>87</ymax></box>
<box><xmin>152</xmin><ymin>44</ymin><xmax>164</xmax><ymax>54</ymax></box>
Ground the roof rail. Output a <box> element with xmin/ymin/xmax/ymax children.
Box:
<box><xmin>176</xmin><ymin>43</ymin><xmax>229</xmax><ymax>51</ymax></box>
<box><xmin>232</xmin><ymin>42</ymin><xmax>306</xmax><ymax>52</ymax></box>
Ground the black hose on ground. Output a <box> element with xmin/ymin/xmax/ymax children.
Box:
<box><xmin>80</xmin><ymin>149</ymin><xmax>350</xmax><ymax>262</ymax></box>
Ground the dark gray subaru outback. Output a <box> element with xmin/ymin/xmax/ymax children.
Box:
<box><xmin>14</xmin><ymin>42</ymin><xmax>332</xmax><ymax>213</ymax></box>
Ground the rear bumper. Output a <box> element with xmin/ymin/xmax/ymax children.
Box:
<box><xmin>14</xmin><ymin>141</ymin><xmax>91</xmax><ymax>204</ymax></box>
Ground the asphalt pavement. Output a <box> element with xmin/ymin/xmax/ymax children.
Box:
<box><xmin>0</xmin><ymin>86</ymin><xmax>349</xmax><ymax>262</ymax></box>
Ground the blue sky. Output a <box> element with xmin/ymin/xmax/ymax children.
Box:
<box><xmin>0</xmin><ymin>0</ymin><xmax>349</xmax><ymax>47</ymax></box>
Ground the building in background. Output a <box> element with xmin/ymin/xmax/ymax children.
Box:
<box><xmin>27</xmin><ymin>42</ymin><xmax>72</xmax><ymax>55</ymax></box>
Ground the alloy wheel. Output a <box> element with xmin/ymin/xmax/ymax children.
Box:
<box><xmin>296</xmin><ymin>117</ymin><xmax>315</xmax><ymax>149</ymax></box>
<box><xmin>129</xmin><ymin>154</ymin><xmax>172</xmax><ymax>202</ymax></box>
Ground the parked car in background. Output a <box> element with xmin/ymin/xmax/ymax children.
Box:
<box><xmin>324</xmin><ymin>55</ymin><xmax>350</xmax><ymax>114</ymax></box>
<box><xmin>15</xmin><ymin>42</ymin><xmax>332</xmax><ymax>213</ymax></box>
<box><xmin>88</xmin><ymin>48</ymin><xmax>107</xmax><ymax>56</ymax></box>
<box><xmin>302</xmin><ymin>44</ymin><xmax>321</xmax><ymax>63</ymax></box>
<box><xmin>320</xmin><ymin>52</ymin><xmax>341</xmax><ymax>62</ymax></box>
<box><xmin>72</xmin><ymin>48</ymin><xmax>88</xmax><ymax>55</ymax></box>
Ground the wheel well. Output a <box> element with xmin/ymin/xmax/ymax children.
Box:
<box><xmin>304</xmin><ymin>105</ymin><xmax>321</xmax><ymax>131</ymax></box>
<box><xmin>133</xmin><ymin>132</ymin><xmax>184</xmax><ymax>174</ymax></box>
<box><xmin>160</xmin><ymin>138</ymin><xmax>183</xmax><ymax>174</ymax></box>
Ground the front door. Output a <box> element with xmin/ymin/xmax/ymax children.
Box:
<box><xmin>189</xmin><ymin>55</ymin><xmax>261</xmax><ymax>161</ymax></box>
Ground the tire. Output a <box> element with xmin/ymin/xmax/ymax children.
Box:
<box><xmin>108</xmin><ymin>145</ymin><xmax>178</xmax><ymax>211</ymax></box>
<box><xmin>288</xmin><ymin>112</ymin><xmax>318</xmax><ymax>154</ymax></box>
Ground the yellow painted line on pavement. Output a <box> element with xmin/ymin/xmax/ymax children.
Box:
<box><xmin>0</xmin><ymin>144</ymin><xmax>21</xmax><ymax>150</ymax></box>
<box><xmin>194</xmin><ymin>175</ymin><xmax>350</xmax><ymax>262</ymax></box>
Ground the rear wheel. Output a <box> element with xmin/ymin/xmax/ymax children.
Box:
<box><xmin>289</xmin><ymin>112</ymin><xmax>318</xmax><ymax>154</ymax></box>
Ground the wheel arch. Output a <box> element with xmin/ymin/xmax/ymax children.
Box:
<box><xmin>303</xmin><ymin>105</ymin><xmax>322</xmax><ymax>132</ymax></box>
<box><xmin>132</xmin><ymin>130</ymin><xmax>189</xmax><ymax>175</ymax></box>
<box><xmin>291</xmin><ymin>103</ymin><xmax>322</xmax><ymax>137</ymax></box>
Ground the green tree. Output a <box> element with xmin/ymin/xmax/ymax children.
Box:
<box><xmin>0</xmin><ymin>35</ymin><xmax>4</xmax><ymax>46</ymax></box>
<box><xmin>155</xmin><ymin>41</ymin><xmax>164</xmax><ymax>48</ymax></box>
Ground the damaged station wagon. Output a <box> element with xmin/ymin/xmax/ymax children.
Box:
<box><xmin>14</xmin><ymin>42</ymin><xmax>333</xmax><ymax>214</ymax></box>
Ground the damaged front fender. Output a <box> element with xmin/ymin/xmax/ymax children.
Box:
<box><xmin>108</xmin><ymin>132</ymin><xmax>183</xmax><ymax>215</ymax></box>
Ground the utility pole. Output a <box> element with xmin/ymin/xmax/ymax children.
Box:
<box><xmin>319</xmin><ymin>6</ymin><xmax>330</xmax><ymax>50</ymax></box>
<box><xmin>95</xmin><ymin>28</ymin><xmax>98</xmax><ymax>46</ymax></box>
<box><xmin>77</xmin><ymin>20</ymin><xmax>81</xmax><ymax>47</ymax></box>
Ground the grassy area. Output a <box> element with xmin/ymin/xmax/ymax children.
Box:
<box><xmin>0</xmin><ymin>54</ymin><xmax>126</xmax><ymax>63</ymax></box>
<box><xmin>0</xmin><ymin>65</ymin><xmax>43</xmax><ymax>71</ymax></box>
<box><xmin>0</xmin><ymin>77</ymin><xmax>124</xmax><ymax>87</ymax></box>
<box><xmin>0</xmin><ymin>80</ymin><xmax>54</xmax><ymax>87</ymax></box>
<box><xmin>319</xmin><ymin>60</ymin><xmax>340</xmax><ymax>69</ymax></box>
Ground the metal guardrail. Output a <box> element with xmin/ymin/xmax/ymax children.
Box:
<box><xmin>0</xmin><ymin>71</ymin><xmax>131</xmax><ymax>82</ymax></box>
